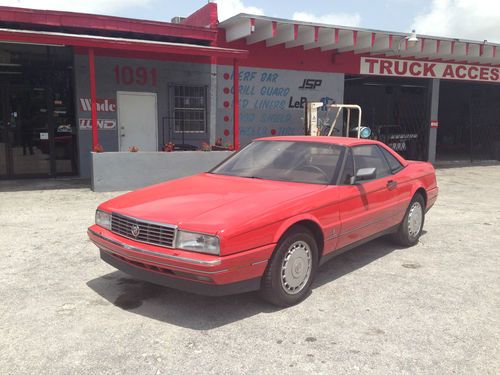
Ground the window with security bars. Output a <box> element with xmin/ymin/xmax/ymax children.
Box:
<box><xmin>173</xmin><ymin>85</ymin><xmax>207</xmax><ymax>133</ymax></box>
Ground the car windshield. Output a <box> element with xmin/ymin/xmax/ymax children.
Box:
<box><xmin>210</xmin><ymin>140</ymin><xmax>344</xmax><ymax>184</ymax></box>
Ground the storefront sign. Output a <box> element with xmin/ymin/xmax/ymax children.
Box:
<box><xmin>113</xmin><ymin>65</ymin><xmax>157</xmax><ymax>86</ymax></box>
<box><xmin>79</xmin><ymin>98</ymin><xmax>117</xmax><ymax>112</ymax></box>
<box><xmin>430</xmin><ymin>120</ymin><xmax>439</xmax><ymax>128</ymax></box>
<box><xmin>360</xmin><ymin>57</ymin><xmax>500</xmax><ymax>83</ymax></box>
<box><xmin>79</xmin><ymin>118</ymin><xmax>117</xmax><ymax>130</ymax></box>
<box><xmin>216</xmin><ymin>67</ymin><xmax>343</xmax><ymax>145</ymax></box>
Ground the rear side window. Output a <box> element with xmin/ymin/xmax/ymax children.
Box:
<box><xmin>379</xmin><ymin>146</ymin><xmax>404</xmax><ymax>173</ymax></box>
<box><xmin>352</xmin><ymin>145</ymin><xmax>391</xmax><ymax>180</ymax></box>
<box><xmin>339</xmin><ymin>149</ymin><xmax>354</xmax><ymax>185</ymax></box>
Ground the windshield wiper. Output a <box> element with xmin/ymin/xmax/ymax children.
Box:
<box><xmin>240</xmin><ymin>175</ymin><xmax>264</xmax><ymax>179</ymax></box>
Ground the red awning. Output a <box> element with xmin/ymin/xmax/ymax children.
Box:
<box><xmin>0</xmin><ymin>28</ymin><xmax>248</xmax><ymax>59</ymax></box>
<box><xmin>0</xmin><ymin>6</ymin><xmax>217</xmax><ymax>42</ymax></box>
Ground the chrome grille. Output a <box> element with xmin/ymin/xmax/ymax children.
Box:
<box><xmin>111</xmin><ymin>213</ymin><xmax>176</xmax><ymax>248</ymax></box>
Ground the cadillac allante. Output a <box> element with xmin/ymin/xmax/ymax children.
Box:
<box><xmin>88</xmin><ymin>136</ymin><xmax>438</xmax><ymax>306</ymax></box>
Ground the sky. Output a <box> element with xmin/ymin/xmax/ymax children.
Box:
<box><xmin>1</xmin><ymin>0</ymin><xmax>500</xmax><ymax>43</ymax></box>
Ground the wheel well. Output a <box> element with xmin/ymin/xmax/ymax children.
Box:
<box><xmin>284</xmin><ymin>220</ymin><xmax>325</xmax><ymax>260</ymax></box>
<box><xmin>414</xmin><ymin>187</ymin><xmax>427</xmax><ymax>206</ymax></box>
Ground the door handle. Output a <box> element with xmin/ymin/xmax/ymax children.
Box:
<box><xmin>387</xmin><ymin>180</ymin><xmax>397</xmax><ymax>190</ymax></box>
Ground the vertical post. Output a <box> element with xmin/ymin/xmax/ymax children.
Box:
<box><xmin>209</xmin><ymin>56</ymin><xmax>218</xmax><ymax>146</ymax></box>
<box><xmin>88</xmin><ymin>48</ymin><xmax>98</xmax><ymax>151</ymax></box>
<box><xmin>427</xmin><ymin>78</ymin><xmax>440</xmax><ymax>163</ymax></box>
<box><xmin>233</xmin><ymin>58</ymin><xmax>239</xmax><ymax>150</ymax></box>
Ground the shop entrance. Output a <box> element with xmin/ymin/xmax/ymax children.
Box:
<box><xmin>117</xmin><ymin>91</ymin><xmax>158</xmax><ymax>152</ymax></box>
<box><xmin>0</xmin><ymin>43</ymin><xmax>77</xmax><ymax>179</ymax></box>
<box><xmin>437</xmin><ymin>81</ymin><xmax>500</xmax><ymax>161</ymax></box>
<box><xmin>0</xmin><ymin>85</ymin><xmax>52</xmax><ymax>176</ymax></box>
<box><xmin>344</xmin><ymin>75</ymin><xmax>430</xmax><ymax>161</ymax></box>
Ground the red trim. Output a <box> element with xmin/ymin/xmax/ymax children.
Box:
<box><xmin>250</xmin><ymin>18</ymin><xmax>256</xmax><ymax>30</ymax></box>
<box><xmin>271</xmin><ymin>22</ymin><xmax>278</xmax><ymax>37</ymax></box>
<box><xmin>182</xmin><ymin>3</ymin><xmax>218</xmax><ymax>29</ymax></box>
<box><xmin>233</xmin><ymin>59</ymin><xmax>240</xmax><ymax>150</ymax></box>
<box><xmin>0</xmin><ymin>29</ymin><xmax>248</xmax><ymax>59</ymax></box>
<box><xmin>74</xmin><ymin>46</ymin><xmax>212</xmax><ymax>64</ymax></box>
<box><xmin>217</xmin><ymin>31</ymin><xmax>358</xmax><ymax>73</ymax></box>
<box><xmin>88</xmin><ymin>48</ymin><xmax>98</xmax><ymax>150</ymax></box>
<box><xmin>0</xmin><ymin>5</ymin><xmax>216</xmax><ymax>42</ymax></box>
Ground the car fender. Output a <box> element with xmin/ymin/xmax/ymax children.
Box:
<box><xmin>272</xmin><ymin>213</ymin><xmax>323</xmax><ymax>244</ymax></box>
<box><xmin>410</xmin><ymin>182</ymin><xmax>426</xmax><ymax>197</ymax></box>
<box><xmin>411</xmin><ymin>163</ymin><xmax>436</xmax><ymax>201</ymax></box>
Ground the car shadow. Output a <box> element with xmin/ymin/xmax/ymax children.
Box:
<box><xmin>313</xmin><ymin>236</ymin><xmax>408</xmax><ymax>288</ymax></box>
<box><xmin>0</xmin><ymin>177</ymin><xmax>90</xmax><ymax>192</ymax></box>
<box><xmin>86</xmin><ymin>235</ymin><xmax>416</xmax><ymax>330</ymax></box>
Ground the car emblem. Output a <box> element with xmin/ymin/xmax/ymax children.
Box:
<box><xmin>131</xmin><ymin>224</ymin><xmax>140</xmax><ymax>238</ymax></box>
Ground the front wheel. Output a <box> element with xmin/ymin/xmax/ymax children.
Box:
<box><xmin>259</xmin><ymin>226</ymin><xmax>318</xmax><ymax>307</ymax></box>
<box><xmin>392</xmin><ymin>194</ymin><xmax>425</xmax><ymax>247</ymax></box>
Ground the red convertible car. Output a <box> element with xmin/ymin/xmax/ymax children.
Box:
<box><xmin>88</xmin><ymin>136</ymin><xmax>438</xmax><ymax>306</ymax></box>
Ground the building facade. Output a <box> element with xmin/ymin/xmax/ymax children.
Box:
<box><xmin>1</xmin><ymin>3</ymin><xmax>499</xmax><ymax>180</ymax></box>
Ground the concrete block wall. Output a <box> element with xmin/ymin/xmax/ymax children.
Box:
<box><xmin>91</xmin><ymin>151</ymin><xmax>233</xmax><ymax>192</ymax></box>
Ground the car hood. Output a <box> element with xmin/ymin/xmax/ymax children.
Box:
<box><xmin>100</xmin><ymin>173</ymin><xmax>326</xmax><ymax>234</ymax></box>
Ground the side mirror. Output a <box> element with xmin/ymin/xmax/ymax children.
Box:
<box><xmin>350</xmin><ymin>167</ymin><xmax>376</xmax><ymax>184</ymax></box>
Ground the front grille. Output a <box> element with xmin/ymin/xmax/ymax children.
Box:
<box><xmin>111</xmin><ymin>213</ymin><xmax>176</xmax><ymax>248</ymax></box>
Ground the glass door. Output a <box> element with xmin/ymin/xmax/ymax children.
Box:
<box><xmin>0</xmin><ymin>44</ymin><xmax>77</xmax><ymax>179</ymax></box>
<box><xmin>0</xmin><ymin>87</ymin><xmax>8</xmax><ymax>176</ymax></box>
<box><xmin>52</xmin><ymin>78</ymin><xmax>77</xmax><ymax>175</ymax></box>
<box><xmin>8</xmin><ymin>86</ymin><xmax>51</xmax><ymax>176</ymax></box>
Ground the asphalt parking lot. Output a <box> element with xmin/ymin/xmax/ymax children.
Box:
<box><xmin>1</xmin><ymin>165</ymin><xmax>499</xmax><ymax>375</ymax></box>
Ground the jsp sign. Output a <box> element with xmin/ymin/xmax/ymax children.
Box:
<box><xmin>299</xmin><ymin>79</ymin><xmax>322</xmax><ymax>90</ymax></box>
<box><xmin>360</xmin><ymin>57</ymin><xmax>500</xmax><ymax>83</ymax></box>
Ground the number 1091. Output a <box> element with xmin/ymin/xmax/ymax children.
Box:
<box><xmin>113</xmin><ymin>65</ymin><xmax>157</xmax><ymax>86</ymax></box>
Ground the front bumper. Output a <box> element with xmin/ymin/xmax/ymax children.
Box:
<box><xmin>88</xmin><ymin>225</ymin><xmax>274</xmax><ymax>296</ymax></box>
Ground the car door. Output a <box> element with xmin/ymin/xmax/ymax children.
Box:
<box><xmin>378</xmin><ymin>145</ymin><xmax>412</xmax><ymax>223</ymax></box>
<box><xmin>335</xmin><ymin>144</ymin><xmax>399</xmax><ymax>249</ymax></box>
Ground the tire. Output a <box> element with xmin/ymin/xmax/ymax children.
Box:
<box><xmin>259</xmin><ymin>226</ymin><xmax>318</xmax><ymax>307</ymax></box>
<box><xmin>392</xmin><ymin>193</ymin><xmax>425</xmax><ymax>247</ymax></box>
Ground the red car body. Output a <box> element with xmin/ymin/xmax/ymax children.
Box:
<box><xmin>88</xmin><ymin>136</ymin><xmax>438</xmax><ymax>298</ymax></box>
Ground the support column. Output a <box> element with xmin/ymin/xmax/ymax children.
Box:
<box><xmin>209</xmin><ymin>56</ymin><xmax>217</xmax><ymax>146</ymax></box>
<box><xmin>427</xmin><ymin>78</ymin><xmax>440</xmax><ymax>163</ymax></box>
<box><xmin>88</xmin><ymin>48</ymin><xmax>98</xmax><ymax>151</ymax></box>
<box><xmin>233</xmin><ymin>58</ymin><xmax>239</xmax><ymax>150</ymax></box>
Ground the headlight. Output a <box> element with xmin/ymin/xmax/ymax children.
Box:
<box><xmin>175</xmin><ymin>230</ymin><xmax>220</xmax><ymax>255</ymax></box>
<box><xmin>95</xmin><ymin>210</ymin><xmax>112</xmax><ymax>230</ymax></box>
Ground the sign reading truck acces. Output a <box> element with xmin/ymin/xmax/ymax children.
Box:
<box><xmin>360</xmin><ymin>57</ymin><xmax>500</xmax><ymax>83</ymax></box>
